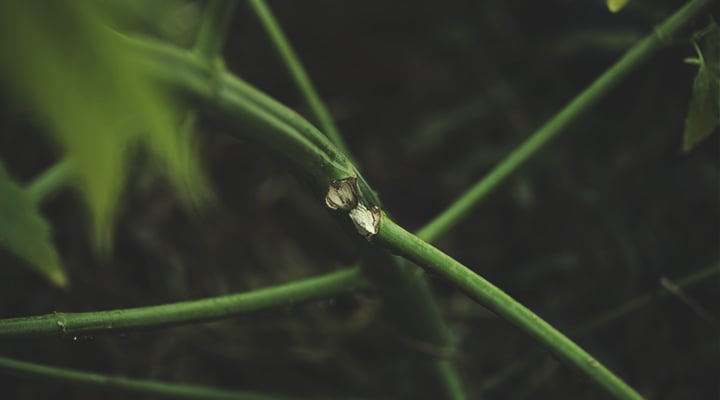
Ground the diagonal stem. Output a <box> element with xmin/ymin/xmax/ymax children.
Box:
<box><xmin>375</xmin><ymin>215</ymin><xmax>644</xmax><ymax>400</ymax></box>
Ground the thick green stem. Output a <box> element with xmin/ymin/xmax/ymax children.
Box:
<box><xmin>375</xmin><ymin>215</ymin><xmax>643</xmax><ymax>400</ymax></box>
<box><xmin>0</xmin><ymin>355</ymin><xmax>321</xmax><ymax>400</ymax></box>
<box><xmin>416</xmin><ymin>0</ymin><xmax>717</xmax><ymax>242</ymax></box>
<box><xmin>132</xmin><ymin>38</ymin><xmax>356</xmax><ymax>189</ymax></box>
<box><xmin>193</xmin><ymin>0</ymin><xmax>238</xmax><ymax>63</ymax></box>
<box><xmin>248</xmin><ymin>0</ymin><xmax>351</xmax><ymax>155</ymax></box>
<box><xmin>0</xmin><ymin>268</ymin><xmax>368</xmax><ymax>337</ymax></box>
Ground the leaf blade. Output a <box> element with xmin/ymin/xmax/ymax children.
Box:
<box><xmin>0</xmin><ymin>0</ymin><xmax>212</xmax><ymax>250</ymax></box>
<box><xmin>607</xmin><ymin>0</ymin><xmax>630</xmax><ymax>13</ymax></box>
<box><xmin>0</xmin><ymin>163</ymin><xmax>68</xmax><ymax>288</ymax></box>
<box><xmin>683</xmin><ymin>23</ymin><xmax>720</xmax><ymax>152</ymax></box>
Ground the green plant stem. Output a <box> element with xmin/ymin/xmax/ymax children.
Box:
<box><xmin>0</xmin><ymin>268</ymin><xmax>368</xmax><ymax>338</ymax></box>
<box><xmin>248</xmin><ymin>0</ymin><xmax>351</xmax><ymax>155</ymax></box>
<box><xmin>375</xmin><ymin>215</ymin><xmax>643</xmax><ymax>400</ymax></box>
<box><xmin>0</xmin><ymin>355</ymin><xmax>319</xmax><ymax>400</ymax></box>
<box><xmin>193</xmin><ymin>0</ymin><xmax>238</xmax><ymax>63</ymax></box>
<box><xmin>132</xmin><ymin>38</ymin><xmax>356</xmax><ymax>190</ymax></box>
<box><xmin>27</xmin><ymin>159</ymin><xmax>73</xmax><ymax>205</ymax></box>
<box><xmin>433</xmin><ymin>359</ymin><xmax>466</xmax><ymax>400</ymax></box>
<box><xmin>416</xmin><ymin>0</ymin><xmax>717</xmax><ymax>242</ymax></box>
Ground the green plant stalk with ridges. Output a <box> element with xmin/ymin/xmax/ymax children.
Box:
<box><xmin>375</xmin><ymin>215</ymin><xmax>643</xmax><ymax>400</ymax></box>
<box><xmin>248</xmin><ymin>0</ymin><xmax>351</xmax><ymax>156</ymax></box>
<box><xmin>416</xmin><ymin>0</ymin><xmax>718</xmax><ymax>243</ymax></box>
<box><xmin>162</xmin><ymin>45</ymin><xmax>355</xmax><ymax>186</ymax></box>
<box><xmin>0</xmin><ymin>267</ymin><xmax>368</xmax><ymax>337</ymax></box>
<box><xmin>0</xmin><ymin>355</ymin><xmax>328</xmax><ymax>400</ymax></box>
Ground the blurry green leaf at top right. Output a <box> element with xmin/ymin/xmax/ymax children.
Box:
<box><xmin>683</xmin><ymin>22</ymin><xmax>720</xmax><ymax>153</ymax></box>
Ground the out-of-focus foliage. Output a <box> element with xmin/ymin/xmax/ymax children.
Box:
<box><xmin>0</xmin><ymin>0</ymin><xmax>212</xmax><ymax>251</ymax></box>
<box><xmin>100</xmin><ymin>0</ymin><xmax>202</xmax><ymax>47</ymax></box>
<box><xmin>0</xmin><ymin>162</ymin><xmax>66</xmax><ymax>288</ymax></box>
<box><xmin>683</xmin><ymin>21</ymin><xmax>720</xmax><ymax>152</ymax></box>
<box><xmin>607</xmin><ymin>0</ymin><xmax>631</xmax><ymax>13</ymax></box>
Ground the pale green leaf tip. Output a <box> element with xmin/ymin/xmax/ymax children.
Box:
<box><xmin>48</xmin><ymin>269</ymin><xmax>70</xmax><ymax>290</ymax></box>
<box><xmin>607</xmin><ymin>0</ymin><xmax>629</xmax><ymax>13</ymax></box>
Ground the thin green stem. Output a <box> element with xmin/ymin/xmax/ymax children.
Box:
<box><xmin>0</xmin><ymin>355</ymin><xmax>321</xmax><ymax>400</ymax></box>
<box><xmin>0</xmin><ymin>267</ymin><xmax>368</xmax><ymax>338</ymax></box>
<box><xmin>433</xmin><ymin>359</ymin><xmax>466</xmax><ymax>400</ymax></box>
<box><xmin>27</xmin><ymin>159</ymin><xmax>73</xmax><ymax>205</ymax></box>
<box><xmin>248</xmin><ymin>0</ymin><xmax>351</xmax><ymax>155</ymax></box>
<box><xmin>416</xmin><ymin>0</ymin><xmax>717</xmax><ymax>242</ymax></box>
<box><xmin>375</xmin><ymin>215</ymin><xmax>643</xmax><ymax>400</ymax></box>
<box><xmin>193</xmin><ymin>0</ymin><xmax>238</xmax><ymax>63</ymax></box>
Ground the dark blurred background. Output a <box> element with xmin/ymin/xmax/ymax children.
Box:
<box><xmin>1</xmin><ymin>0</ymin><xmax>718</xmax><ymax>399</ymax></box>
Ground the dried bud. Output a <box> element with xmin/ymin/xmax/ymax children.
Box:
<box><xmin>325</xmin><ymin>177</ymin><xmax>358</xmax><ymax>211</ymax></box>
<box><xmin>349</xmin><ymin>204</ymin><xmax>381</xmax><ymax>240</ymax></box>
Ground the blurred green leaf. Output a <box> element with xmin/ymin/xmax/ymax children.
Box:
<box><xmin>0</xmin><ymin>0</ymin><xmax>212</xmax><ymax>251</ymax></box>
<box><xmin>607</xmin><ymin>0</ymin><xmax>630</xmax><ymax>13</ymax></box>
<box><xmin>100</xmin><ymin>0</ymin><xmax>201</xmax><ymax>47</ymax></box>
<box><xmin>0</xmin><ymin>162</ymin><xmax>67</xmax><ymax>288</ymax></box>
<box><xmin>683</xmin><ymin>22</ymin><xmax>720</xmax><ymax>153</ymax></box>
